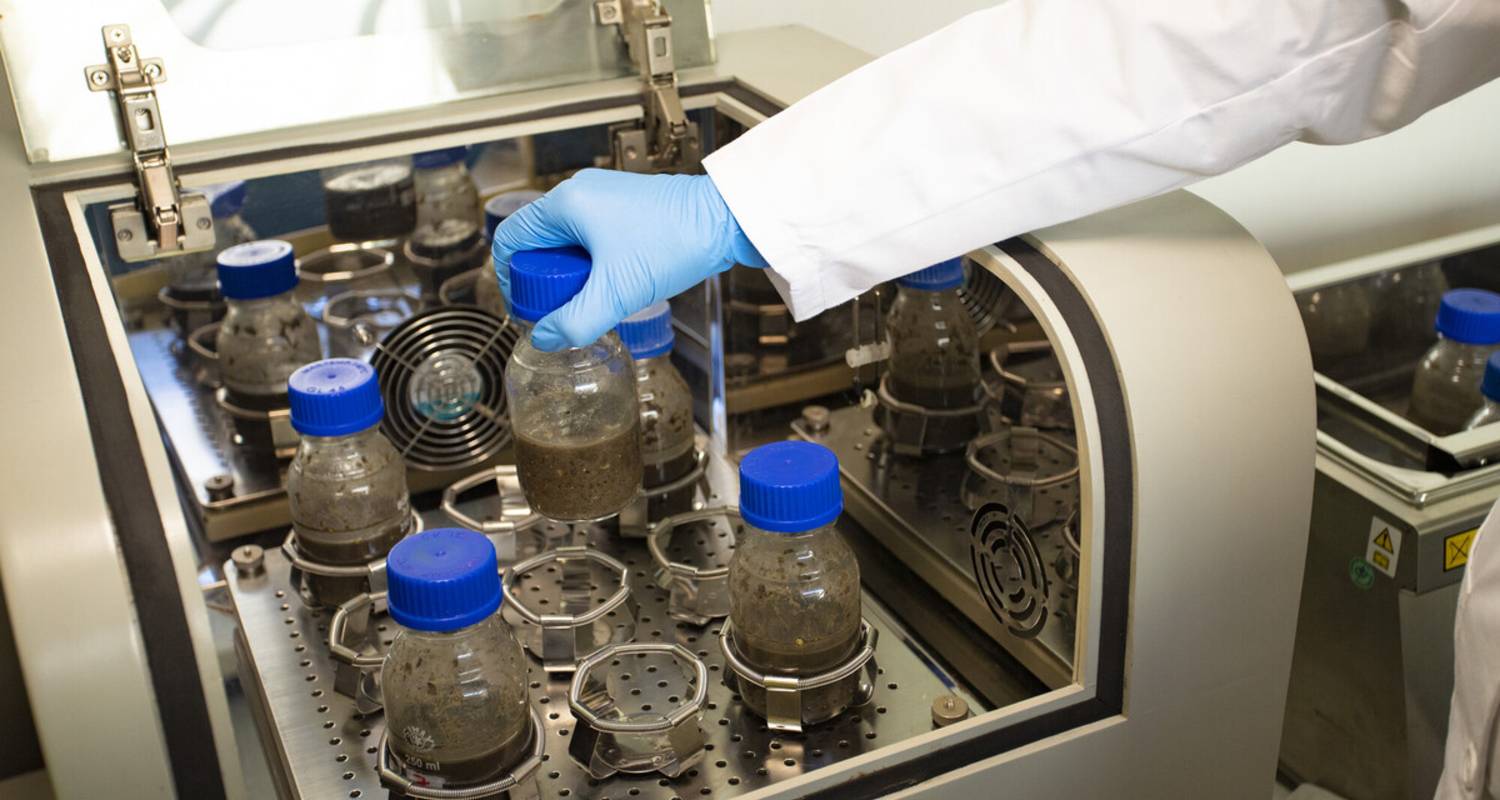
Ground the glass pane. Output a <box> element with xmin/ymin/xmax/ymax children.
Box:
<box><xmin>4</xmin><ymin>0</ymin><xmax>712</xmax><ymax>162</ymax></box>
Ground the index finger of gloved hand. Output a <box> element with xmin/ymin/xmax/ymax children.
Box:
<box><xmin>529</xmin><ymin>273</ymin><xmax>635</xmax><ymax>352</ymax></box>
<box><xmin>490</xmin><ymin>192</ymin><xmax>579</xmax><ymax>299</ymax></box>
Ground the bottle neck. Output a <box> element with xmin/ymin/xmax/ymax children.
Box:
<box><xmin>226</xmin><ymin>288</ymin><xmax>296</xmax><ymax>309</ymax></box>
<box><xmin>399</xmin><ymin>612</ymin><xmax>498</xmax><ymax>640</ymax></box>
<box><xmin>300</xmin><ymin>425</ymin><xmax>382</xmax><ymax>449</ymax></box>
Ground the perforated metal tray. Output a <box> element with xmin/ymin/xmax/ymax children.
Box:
<box><xmin>228</xmin><ymin>504</ymin><xmax>982</xmax><ymax>799</ymax></box>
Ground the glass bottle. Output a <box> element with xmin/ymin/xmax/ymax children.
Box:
<box><xmin>618</xmin><ymin>302</ymin><xmax>696</xmax><ymax>486</ymax></box>
<box><xmin>321</xmin><ymin>157</ymin><xmax>417</xmax><ymax>242</ymax></box>
<box><xmin>414</xmin><ymin>147</ymin><xmax>482</xmax><ymax>235</ymax></box>
<box><xmin>384</xmin><ymin>529</ymin><xmax>532</xmax><ymax>787</ymax></box>
<box><xmin>503</xmin><ymin>247</ymin><xmax>642</xmax><ymax>521</ymax></box>
<box><xmin>885</xmin><ymin>258</ymin><xmax>981</xmax><ymax>409</ymax></box>
<box><xmin>476</xmin><ymin>190</ymin><xmax>546</xmax><ymax>317</ymax></box>
<box><xmin>165</xmin><ymin>181</ymin><xmax>257</xmax><ymax>296</ymax></box>
<box><xmin>1298</xmin><ymin>280</ymin><xmax>1375</xmax><ymax>365</ymax></box>
<box><xmin>728</xmin><ymin>441</ymin><xmax>863</xmax><ymax>725</ymax></box>
<box><xmin>215</xmin><ymin>240</ymin><xmax>322</xmax><ymax>410</ymax></box>
<box><xmin>1409</xmin><ymin>289</ymin><xmax>1500</xmax><ymax>434</ymax></box>
<box><xmin>286</xmin><ymin>358</ymin><xmax>412</xmax><ymax>607</ymax></box>
<box><xmin>1465</xmin><ymin>353</ymin><xmax>1500</xmax><ymax>430</ymax></box>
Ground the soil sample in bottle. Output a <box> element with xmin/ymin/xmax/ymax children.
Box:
<box><xmin>504</xmin><ymin>247</ymin><xmax>643</xmax><ymax>522</ymax></box>
<box><xmin>512</xmin><ymin>419</ymin><xmax>642</xmax><ymax>522</ymax></box>
<box><xmin>383</xmin><ymin>529</ymin><xmax>533</xmax><ymax>787</ymax></box>
<box><xmin>286</xmin><ymin>359</ymin><xmax>411</xmax><ymax>607</ymax></box>
<box><xmin>321</xmin><ymin>158</ymin><xmax>418</xmax><ymax>242</ymax></box>
<box><xmin>618</xmin><ymin>302</ymin><xmax>697</xmax><ymax>519</ymax></box>
<box><xmin>885</xmin><ymin>258</ymin><xmax>981</xmax><ymax>410</ymax></box>
<box><xmin>728</xmin><ymin>441</ymin><xmax>864</xmax><ymax>725</ymax></box>
<box><xmin>215</xmin><ymin>240</ymin><xmax>322</xmax><ymax>412</ymax></box>
<box><xmin>1409</xmin><ymin>289</ymin><xmax>1500</xmax><ymax>434</ymax></box>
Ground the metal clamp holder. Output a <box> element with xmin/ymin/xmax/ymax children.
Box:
<box><xmin>645</xmin><ymin>507</ymin><xmax>736</xmax><ymax>625</ymax></box>
<box><xmin>185</xmin><ymin>322</ymin><xmax>221</xmax><ymax>389</ymax></box>
<box><xmin>84</xmin><ymin>24</ymin><xmax>213</xmax><ymax>261</ymax></box>
<box><xmin>875</xmin><ymin>375</ymin><xmax>985</xmax><ymax>456</ymax></box>
<box><xmin>595</xmin><ymin>0</ymin><xmax>702</xmax><ymax>173</ymax></box>
<box><xmin>443</xmin><ymin>466</ymin><xmax>546</xmax><ymax>561</ymax></box>
<box><xmin>215</xmin><ymin>388</ymin><xmax>300</xmax><ymax>455</ymax></box>
<box><xmin>326</xmin><ymin>589</ymin><xmax>390</xmax><ymax>713</ymax></box>
<box><xmin>378</xmin><ymin>706</ymin><xmax>546</xmax><ymax>799</ymax></box>
<box><xmin>567</xmin><ymin>643</ymin><xmax>709</xmax><ymax>778</ymax></box>
<box><xmin>157</xmin><ymin>286</ymin><xmax>224</xmax><ymax>335</ymax></box>
<box><xmin>503</xmin><ymin>547</ymin><xmax>637</xmax><ymax>672</ymax></box>
<box><xmin>960</xmin><ymin>427</ymin><xmax>1079</xmax><ymax>527</ymax></box>
<box><xmin>618</xmin><ymin>449</ymin><xmax>709</xmax><ymax>537</ymax></box>
<box><xmin>982</xmin><ymin>344</ymin><xmax>1073</xmax><ymax>430</ymax></box>
<box><xmin>718</xmin><ymin>619</ymin><xmax>879</xmax><ymax>733</ymax></box>
<box><xmin>282</xmin><ymin>510</ymin><xmax>418</xmax><ymax>603</ymax></box>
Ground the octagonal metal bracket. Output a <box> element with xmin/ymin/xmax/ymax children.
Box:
<box><xmin>567</xmin><ymin>642</ymin><xmax>708</xmax><ymax>779</ymax></box>
<box><xmin>503</xmin><ymin>546</ymin><xmax>637</xmax><ymax>672</ymax></box>
<box><xmin>719</xmin><ymin>618</ymin><xmax>879</xmax><ymax>734</ymax></box>
<box><xmin>646</xmin><ymin>507</ymin><xmax>736</xmax><ymax>625</ymax></box>
<box><xmin>378</xmin><ymin>706</ymin><xmax>545</xmax><ymax>799</ymax></box>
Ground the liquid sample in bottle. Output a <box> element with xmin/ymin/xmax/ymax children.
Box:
<box><xmin>1409</xmin><ymin>289</ymin><xmax>1500</xmax><ymax>434</ymax></box>
<box><xmin>321</xmin><ymin>158</ymin><xmax>417</xmax><ymax>242</ymax></box>
<box><xmin>1465</xmin><ymin>352</ymin><xmax>1500</xmax><ymax>430</ymax></box>
<box><xmin>504</xmin><ymin>247</ymin><xmax>643</xmax><ymax>521</ymax></box>
<box><xmin>728</xmin><ymin>441</ymin><xmax>863</xmax><ymax>725</ymax></box>
<box><xmin>215</xmin><ymin>240</ymin><xmax>322</xmax><ymax>410</ymax></box>
<box><xmin>286</xmin><ymin>359</ymin><xmax>411</xmax><ymax>607</ymax></box>
<box><xmin>617</xmin><ymin>302</ymin><xmax>697</xmax><ymax>519</ymax></box>
<box><xmin>383</xmin><ymin>529</ymin><xmax>532</xmax><ymax>787</ymax></box>
<box><xmin>165</xmin><ymin>181</ymin><xmax>257</xmax><ymax>296</ymax></box>
<box><xmin>885</xmin><ymin>258</ymin><xmax>981</xmax><ymax>409</ymax></box>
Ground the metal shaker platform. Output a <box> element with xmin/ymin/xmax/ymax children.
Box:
<box><xmin>228</xmin><ymin>502</ymin><xmax>983</xmax><ymax>799</ymax></box>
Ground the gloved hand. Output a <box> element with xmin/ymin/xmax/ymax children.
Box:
<box><xmin>491</xmin><ymin>168</ymin><xmax>766</xmax><ymax>351</ymax></box>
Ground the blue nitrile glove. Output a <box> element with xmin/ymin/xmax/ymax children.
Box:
<box><xmin>491</xmin><ymin>168</ymin><xmax>766</xmax><ymax>351</ymax></box>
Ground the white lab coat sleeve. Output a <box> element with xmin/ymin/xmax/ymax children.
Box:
<box><xmin>1437</xmin><ymin>506</ymin><xmax>1500</xmax><ymax>800</ymax></box>
<box><xmin>703</xmin><ymin>0</ymin><xmax>1500</xmax><ymax>321</ymax></box>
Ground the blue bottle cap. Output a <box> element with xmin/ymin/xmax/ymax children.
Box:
<box><xmin>412</xmin><ymin>147</ymin><xmax>467</xmax><ymax>170</ymax></box>
<box><xmin>897</xmin><ymin>258</ymin><xmax>965</xmax><ymax>291</ymax></box>
<box><xmin>287</xmin><ymin>358</ymin><xmax>385</xmax><ymax>437</ymax></box>
<box><xmin>1437</xmin><ymin>289</ymin><xmax>1500</xmax><ymax>344</ymax></box>
<box><xmin>617</xmin><ymin>301</ymin><xmax>674</xmax><ymax>359</ymax></box>
<box><xmin>738</xmin><ymin>441</ymin><xmax>843</xmax><ymax>533</ymax></box>
<box><xmin>216</xmin><ymin>240</ymin><xmax>298</xmax><ymax>300</ymax></box>
<box><xmin>510</xmin><ymin>246</ymin><xmax>591</xmax><ymax>323</ymax></box>
<box><xmin>387</xmin><ymin>529</ymin><xmax>503</xmax><ymax>632</ymax></box>
<box><xmin>1484</xmin><ymin>353</ymin><xmax>1500</xmax><ymax>403</ymax></box>
<box><xmin>484</xmin><ymin>189</ymin><xmax>545</xmax><ymax>243</ymax></box>
<box><xmin>201</xmin><ymin>180</ymin><xmax>247</xmax><ymax>218</ymax></box>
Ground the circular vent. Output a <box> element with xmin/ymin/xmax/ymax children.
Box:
<box><xmin>970</xmin><ymin>502</ymin><xmax>1049</xmax><ymax>638</ymax></box>
<box><xmin>371</xmin><ymin>306</ymin><xmax>518</xmax><ymax>471</ymax></box>
<box><xmin>959</xmin><ymin>258</ymin><xmax>1014</xmax><ymax>336</ymax></box>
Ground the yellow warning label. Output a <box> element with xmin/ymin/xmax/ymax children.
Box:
<box><xmin>1372</xmin><ymin>550</ymin><xmax>1391</xmax><ymax>571</ymax></box>
<box><xmin>1374</xmin><ymin>529</ymin><xmax>1395</xmax><ymax>553</ymax></box>
<box><xmin>1445</xmin><ymin>529</ymin><xmax>1478</xmax><ymax>572</ymax></box>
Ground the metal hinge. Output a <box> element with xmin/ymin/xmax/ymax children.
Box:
<box><xmin>84</xmin><ymin>24</ymin><xmax>212</xmax><ymax>261</ymax></box>
<box><xmin>595</xmin><ymin>0</ymin><xmax>702</xmax><ymax>173</ymax></box>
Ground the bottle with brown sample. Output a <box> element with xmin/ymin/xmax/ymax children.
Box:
<box><xmin>215</xmin><ymin>240</ymin><xmax>322</xmax><ymax>412</ymax></box>
<box><xmin>286</xmin><ymin>358</ymin><xmax>411</xmax><ymax>607</ymax></box>
<box><xmin>728</xmin><ymin>441</ymin><xmax>863</xmax><ymax>725</ymax></box>
<box><xmin>383</xmin><ymin>529</ymin><xmax>533</xmax><ymax>788</ymax></box>
<box><xmin>503</xmin><ymin>246</ymin><xmax>642</xmax><ymax>522</ymax></box>
<box><xmin>617</xmin><ymin>301</ymin><xmax>696</xmax><ymax>519</ymax></box>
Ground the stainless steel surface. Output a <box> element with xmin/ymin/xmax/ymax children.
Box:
<box><xmin>795</xmin><ymin>404</ymin><xmax>1075</xmax><ymax>690</ymax></box>
<box><xmin>5</xmin><ymin>0</ymin><xmax>716</xmax><ymax>163</ymax></box>
<box><xmin>229</xmin><ymin>501</ymin><xmax>980</xmax><ymax>800</ymax></box>
<box><xmin>646</xmin><ymin>507</ymin><xmax>736</xmax><ymax>626</ymax></box>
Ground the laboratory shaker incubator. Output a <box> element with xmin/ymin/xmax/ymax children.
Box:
<box><xmin>0</xmin><ymin>3</ymin><xmax>1316</xmax><ymax>799</ymax></box>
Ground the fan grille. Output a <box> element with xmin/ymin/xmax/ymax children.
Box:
<box><xmin>969</xmin><ymin>502</ymin><xmax>1050</xmax><ymax>639</ymax></box>
<box><xmin>959</xmin><ymin>258</ymin><xmax>1013</xmax><ymax>336</ymax></box>
<box><xmin>371</xmin><ymin>306</ymin><xmax>517</xmax><ymax>471</ymax></box>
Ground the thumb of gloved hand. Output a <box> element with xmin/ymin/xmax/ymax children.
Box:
<box><xmin>491</xmin><ymin>169</ymin><xmax>765</xmax><ymax>351</ymax></box>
